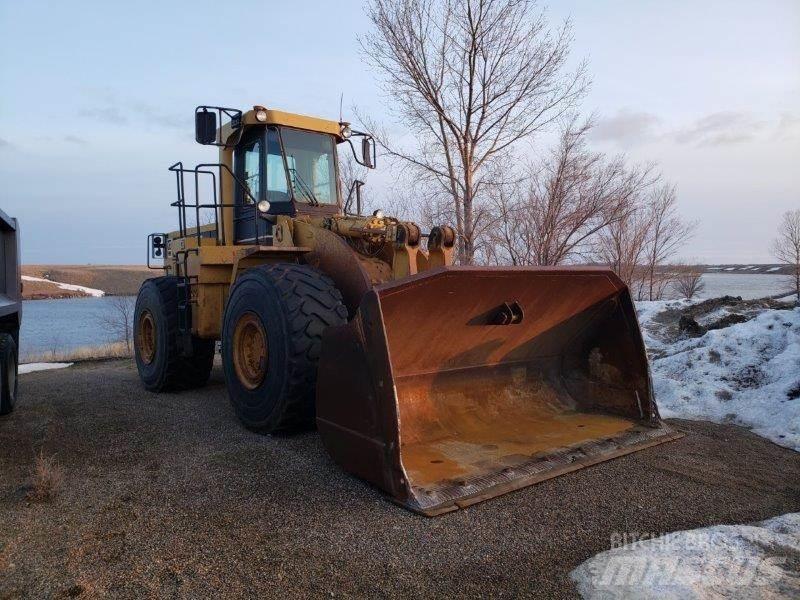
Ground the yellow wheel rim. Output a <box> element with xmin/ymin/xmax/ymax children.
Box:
<box><xmin>137</xmin><ymin>310</ymin><xmax>157</xmax><ymax>365</ymax></box>
<box><xmin>233</xmin><ymin>312</ymin><xmax>268</xmax><ymax>390</ymax></box>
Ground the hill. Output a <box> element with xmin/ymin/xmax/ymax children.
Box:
<box><xmin>22</xmin><ymin>265</ymin><xmax>153</xmax><ymax>299</ymax></box>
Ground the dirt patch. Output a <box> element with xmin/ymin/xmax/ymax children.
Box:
<box><xmin>1</xmin><ymin>360</ymin><xmax>798</xmax><ymax>598</ymax></box>
<box><xmin>22</xmin><ymin>265</ymin><xmax>152</xmax><ymax>299</ymax></box>
<box><xmin>656</xmin><ymin>296</ymin><xmax>796</xmax><ymax>343</ymax></box>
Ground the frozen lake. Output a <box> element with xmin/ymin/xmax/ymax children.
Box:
<box><xmin>698</xmin><ymin>273</ymin><xmax>792</xmax><ymax>300</ymax></box>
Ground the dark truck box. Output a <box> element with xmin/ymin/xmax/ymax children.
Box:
<box><xmin>0</xmin><ymin>208</ymin><xmax>20</xmax><ymax>414</ymax></box>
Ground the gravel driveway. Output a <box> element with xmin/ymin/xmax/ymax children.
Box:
<box><xmin>1</xmin><ymin>360</ymin><xmax>798</xmax><ymax>598</ymax></box>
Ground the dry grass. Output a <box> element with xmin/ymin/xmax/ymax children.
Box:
<box><xmin>21</xmin><ymin>341</ymin><xmax>133</xmax><ymax>364</ymax></box>
<box><xmin>27</xmin><ymin>450</ymin><xmax>64</xmax><ymax>502</ymax></box>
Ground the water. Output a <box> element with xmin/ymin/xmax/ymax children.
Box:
<box><xmin>15</xmin><ymin>273</ymin><xmax>793</xmax><ymax>361</ymax></box>
<box><xmin>698</xmin><ymin>273</ymin><xmax>793</xmax><ymax>300</ymax></box>
<box><xmin>19</xmin><ymin>296</ymin><xmax>135</xmax><ymax>360</ymax></box>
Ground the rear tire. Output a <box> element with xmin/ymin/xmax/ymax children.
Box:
<box><xmin>134</xmin><ymin>277</ymin><xmax>215</xmax><ymax>392</ymax></box>
<box><xmin>0</xmin><ymin>333</ymin><xmax>18</xmax><ymax>415</ymax></box>
<box><xmin>222</xmin><ymin>263</ymin><xmax>348</xmax><ymax>433</ymax></box>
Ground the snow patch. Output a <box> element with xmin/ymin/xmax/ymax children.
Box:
<box><xmin>571</xmin><ymin>512</ymin><xmax>800</xmax><ymax>599</ymax></box>
<box><xmin>22</xmin><ymin>275</ymin><xmax>105</xmax><ymax>297</ymax></box>
<box><xmin>635</xmin><ymin>299</ymin><xmax>694</xmax><ymax>355</ymax></box>
<box><xmin>19</xmin><ymin>362</ymin><xmax>73</xmax><ymax>374</ymax></box>
<box><xmin>636</xmin><ymin>302</ymin><xmax>800</xmax><ymax>451</ymax></box>
<box><xmin>767</xmin><ymin>266</ymin><xmax>781</xmax><ymax>272</ymax></box>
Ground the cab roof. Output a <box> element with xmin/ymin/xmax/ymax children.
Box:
<box><xmin>220</xmin><ymin>106</ymin><xmax>344</xmax><ymax>144</ymax></box>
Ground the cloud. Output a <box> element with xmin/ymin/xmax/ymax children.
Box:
<box><xmin>78</xmin><ymin>105</ymin><xmax>129</xmax><ymax>124</ymax></box>
<box><xmin>773</xmin><ymin>112</ymin><xmax>800</xmax><ymax>141</ymax></box>
<box><xmin>128</xmin><ymin>101</ymin><xmax>185</xmax><ymax>130</ymax></box>
<box><xmin>63</xmin><ymin>135</ymin><xmax>88</xmax><ymax>145</ymax></box>
<box><xmin>78</xmin><ymin>99</ymin><xmax>186</xmax><ymax>130</ymax></box>
<box><xmin>590</xmin><ymin>109</ymin><xmax>662</xmax><ymax>145</ymax></box>
<box><xmin>591</xmin><ymin>109</ymin><xmax>788</xmax><ymax>149</ymax></box>
<box><xmin>674</xmin><ymin>111</ymin><xmax>766</xmax><ymax>147</ymax></box>
<box><xmin>0</xmin><ymin>137</ymin><xmax>11</xmax><ymax>149</ymax></box>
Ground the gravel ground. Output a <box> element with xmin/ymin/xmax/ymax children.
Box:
<box><xmin>1</xmin><ymin>360</ymin><xmax>798</xmax><ymax>599</ymax></box>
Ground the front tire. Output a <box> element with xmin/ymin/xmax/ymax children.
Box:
<box><xmin>222</xmin><ymin>264</ymin><xmax>347</xmax><ymax>433</ymax></box>
<box><xmin>134</xmin><ymin>277</ymin><xmax>215</xmax><ymax>392</ymax></box>
<box><xmin>0</xmin><ymin>333</ymin><xmax>18</xmax><ymax>415</ymax></box>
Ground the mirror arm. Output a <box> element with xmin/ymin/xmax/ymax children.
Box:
<box><xmin>344</xmin><ymin>131</ymin><xmax>377</xmax><ymax>169</ymax></box>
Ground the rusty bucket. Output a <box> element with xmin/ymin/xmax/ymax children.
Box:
<box><xmin>316</xmin><ymin>267</ymin><xmax>679</xmax><ymax>515</ymax></box>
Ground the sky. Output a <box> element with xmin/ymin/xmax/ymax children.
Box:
<box><xmin>0</xmin><ymin>0</ymin><xmax>797</xmax><ymax>264</ymax></box>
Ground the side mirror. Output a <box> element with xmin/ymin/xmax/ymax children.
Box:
<box><xmin>195</xmin><ymin>109</ymin><xmax>217</xmax><ymax>145</ymax></box>
<box><xmin>361</xmin><ymin>137</ymin><xmax>375</xmax><ymax>169</ymax></box>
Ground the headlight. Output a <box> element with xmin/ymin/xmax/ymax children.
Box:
<box><xmin>340</xmin><ymin>122</ymin><xmax>352</xmax><ymax>139</ymax></box>
<box><xmin>257</xmin><ymin>200</ymin><xmax>271</xmax><ymax>213</ymax></box>
<box><xmin>254</xmin><ymin>105</ymin><xmax>268</xmax><ymax>122</ymax></box>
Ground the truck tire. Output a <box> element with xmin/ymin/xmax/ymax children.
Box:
<box><xmin>134</xmin><ymin>277</ymin><xmax>215</xmax><ymax>392</ymax></box>
<box><xmin>0</xmin><ymin>333</ymin><xmax>18</xmax><ymax>415</ymax></box>
<box><xmin>222</xmin><ymin>264</ymin><xmax>348</xmax><ymax>433</ymax></box>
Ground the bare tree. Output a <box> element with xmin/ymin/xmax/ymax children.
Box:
<box><xmin>99</xmin><ymin>296</ymin><xmax>135</xmax><ymax>352</ymax></box>
<box><xmin>361</xmin><ymin>0</ymin><xmax>587</xmax><ymax>263</ymax></box>
<box><xmin>594</xmin><ymin>205</ymin><xmax>651</xmax><ymax>297</ymax></box>
<box><xmin>594</xmin><ymin>181</ymin><xmax>694</xmax><ymax>300</ymax></box>
<box><xmin>641</xmin><ymin>184</ymin><xmax>696</xmax><ymax>300</ymax></box>
<box><xmin>772</xmin><ymin>208</ymin><xmax>800</xmax><ymax>302</ymax></box>
<box><xmin>488</xmin><ymin>119</ymin><xmax>654</xmax><ymax>265</ymax></box>
<box><xmin>672</xmin><ymin>263</ymin><xmax>706</xmax><ymax>299</ymax></box>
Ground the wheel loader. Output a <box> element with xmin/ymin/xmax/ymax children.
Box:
<box><xmin>135</xmin><ymin>104</ymin><xmax>679</xmax><ymax>515</ymax></box>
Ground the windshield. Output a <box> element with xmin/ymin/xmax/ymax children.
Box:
<box><xmin>280</xmin><ymin>128</ymin><xmax>338</xmax><ymax>205</ymax></box>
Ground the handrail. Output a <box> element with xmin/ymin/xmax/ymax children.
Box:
<box><xmin>168</xmin><ymin>162</ymin><xmax>261</xmax><ymax>247</ymax></box>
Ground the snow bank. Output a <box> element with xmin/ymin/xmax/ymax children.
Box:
<box><xmin>634</xmin><ymin>299</ymin><xmax>693</xmax><ymax>355</ymax></box>
<box><xmin>637</xmin><ymin>303</ymin><xmax>800</xmax><ymax>451</ymax></box>
<box><xmin>22</xmin><ymin>275</ymin><xmax>105</xmax><ymax>297</ymax></box>
<box><xmin>571</xmin><ymin>512</ymin><xmax>800</xmax><ymax>599</ymax></box>
<box><xmin>19</xmin><ymin>362</ymin><xmax>73</xmax><ymax>374</ymax></box>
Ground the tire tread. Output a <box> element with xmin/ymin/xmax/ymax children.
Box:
<box><xmin>136</xmin><ymin>277</ymin><xmax>215</xmax><ymax>392</ymax></box>
<box><xmin>227</xmin><ymin>263</ymin><xmax>347</xmax><ymax>432</ymax></box>
<box><xmin>0</xmin><ymin>332</ymin><xmax>17</xmax><ymax>415</ymax></box>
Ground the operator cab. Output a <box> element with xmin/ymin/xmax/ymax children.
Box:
<box><xmin>233</xmin><ymin>126</ymin><xmax>340</xmax><ymax>243</ymax></box>
<box><xmin>194</xmin><ymin>105</ymin><xmax>375</xmax><ymax>245</ymax></box>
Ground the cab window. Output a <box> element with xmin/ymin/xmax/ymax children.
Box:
<box><xmin>280</xmin><ymin>128</ymin><xmax>338</xmax><ymax>205</ymax></box>
<box><xmin>266</xmin><ymin>127</ymin><xmax>290</xmax><ymax>203</ymax></box>
<box><xmin>242</xmin><ymin>137</ymin><xmax>262</xmax><ymax>201</ymax></box>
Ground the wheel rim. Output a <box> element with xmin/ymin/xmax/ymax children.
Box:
<box><xmin>137</xmin><ymin>310</ymin><xmax>157</xmax><ymax>365</ymax></box>
<box><xmin>233</xmin><ymin>312</ymin><xmax>268</xmax><ymax>390</ymax></box>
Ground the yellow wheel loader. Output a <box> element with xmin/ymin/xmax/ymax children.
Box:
<box><xmin>135</xmin><ymin>104</ymin><xmax>679</xmax><ymax>515</ymax></box>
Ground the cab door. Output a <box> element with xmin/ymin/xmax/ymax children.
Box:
<box><xmin>233</xmin><ymin>128</ymin><xmax>264</xmax><ymax>244</ymax></box>
<box><xmin>233</xmin><ymin>127</ymin><xmax>293</xmax><ymax>244</ymax></box>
